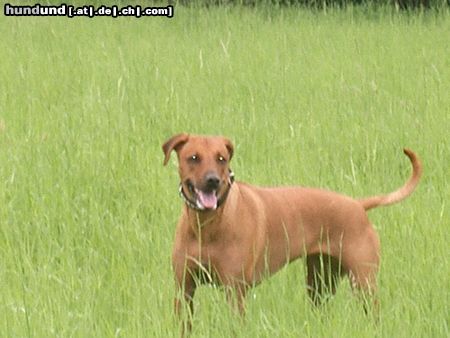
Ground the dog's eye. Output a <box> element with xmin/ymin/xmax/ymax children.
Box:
<box><xmin>188</xmin><ymin>155</ymin><xmax>199</xmax><ymax>163</ymax></box>
<box><xmin>218</xmin><ymin>156</ymin><xmax>226</xmax><ymax>163</ymax></box>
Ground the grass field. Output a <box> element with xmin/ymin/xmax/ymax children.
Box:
<box><xmin>0</xmin><ymin>3</ymin><xmax>449</xmax><ymax>337</ymax></box>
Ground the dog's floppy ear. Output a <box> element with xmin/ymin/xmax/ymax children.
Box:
<box><xmin>162</xmin><ymin>133</ymin><xmax>189</xmax><ymax>166</ymax></box>
<box><xmin>223</xmin><ymin>137</ymin><xmax>234</xmax><ymax>161</ymax></box>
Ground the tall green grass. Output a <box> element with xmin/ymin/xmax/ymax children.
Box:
<box><xmin>0</xmin><ymin>4</ymin><xmax>448</xmax><ymax>337</ymax></box>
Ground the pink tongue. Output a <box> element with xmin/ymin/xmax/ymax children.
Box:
<box><xmin>198</xmin><ymin>191</ymin><xmax>217</xmax><ymax>209</ymax></box>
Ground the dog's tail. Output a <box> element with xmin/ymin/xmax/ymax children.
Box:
<box><xmin>359</xmin><ymin>149</ymin><xmax>422</xmax><ymax>211</ymax></box>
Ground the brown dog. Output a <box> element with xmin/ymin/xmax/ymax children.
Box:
<box><xmin>162</xmin><ymin>133</ymin><xmax>422</xmax><ymax>331</ymax></box>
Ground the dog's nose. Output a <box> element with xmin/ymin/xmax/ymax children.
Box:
<box><xmin>205</xmin><ymin>173</ymin><xmax>220</xmax><ymax>190</ymax></box>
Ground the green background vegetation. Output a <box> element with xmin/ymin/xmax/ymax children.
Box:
<box><xmin>0</xmin><ymin>3</ymin><xmax>448</xmax><ymax>337</ymax></box>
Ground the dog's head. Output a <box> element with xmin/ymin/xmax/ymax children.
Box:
<box><xmin>162</xmin><ymin>133</ymin><xmax>234</xmax><ymax>211</ymax></box>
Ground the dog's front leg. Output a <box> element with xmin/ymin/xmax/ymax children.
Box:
<box><xmin>224</xmin><ymin>281</ymin><xmax>248</xmax><ymax>317</ymax></box>
<box><xmin>174</xmin><ymin>265</ymin><xmax>196</xmax><ymax>336</ymax></box>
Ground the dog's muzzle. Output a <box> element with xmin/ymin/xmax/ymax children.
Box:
<box><xmin>179</xmin><ymin>170</ymin><xmax>235</xmax><ymax>211</ymax></box>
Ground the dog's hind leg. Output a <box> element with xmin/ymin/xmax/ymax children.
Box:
<box><xmin>306</xmin><ymin>254</ymin><xmax>343</xmax><ymax>306</ymax></box>
<box><xmin>347</xmin><ymin>263</ymin><xmax>380</xmax><ymax>319</ymax></box>
<box><xmin>342</xmin><ymin>229</ymin><xmax>380</xmax><ymax>317</ymax></box>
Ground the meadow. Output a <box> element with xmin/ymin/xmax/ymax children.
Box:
<box><xmin>0</xmin><ymin>3</ymin><xmax>448</xmax><ymax>337</ymax></box>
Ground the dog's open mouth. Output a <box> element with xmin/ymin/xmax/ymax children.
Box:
<box><xmin>195</xmin><ymin>188</ymin><xmax>217</xmax><ymax>210</ymax></box>
<box><xmin>185</xmin><ymin>180</ymin><xmax>219</xmax><ymax>210</ymax></box>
